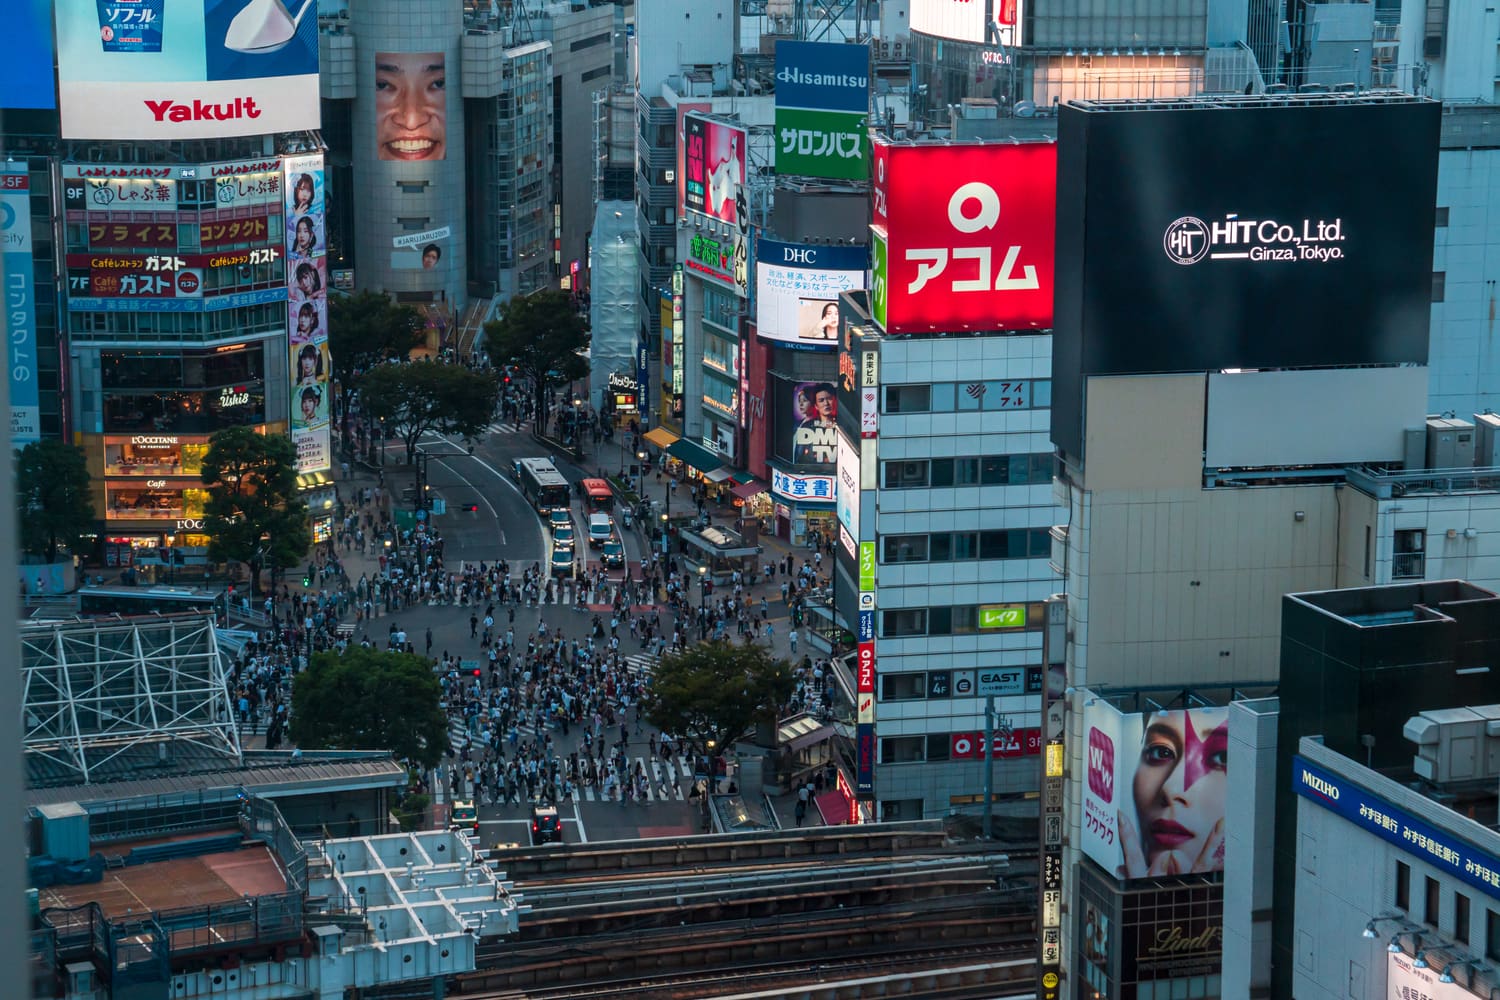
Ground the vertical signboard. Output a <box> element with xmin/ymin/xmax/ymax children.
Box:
<box><xmin>773</xmin><ymin>41</ymin><xmax>870</xmax><ymax>181</ymax></box>
<box><xmin>1038</xmin><ymin>596</ymin><xmax>1067</xmax><ymax>1000</ymax></box>
<box><xmin>855</xmin><ymin>630</ymin><xmax>876</xmax><ymax>798</ymax></box>
<box><xmin>55</xmin><ymin>0</ymin><xmax>321</xmax><ymax>140</ymax></box>
<box><xmin>2</xmin><ymin>165</ymin><xmax>41</xmax><ymax>445</ymax></box>
<box><xmin>671</xmin><ymin>264</ymin><xmax>685</xmax><ymax>420</ymax></box>
<box><xmin>285</xmin><ymin>154</ymin><xmax>330</xmax><ymax>474</ymax></box>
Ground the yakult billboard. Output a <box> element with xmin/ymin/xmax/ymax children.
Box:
<box><xmin>870</xmin><ymin>139</ymin><xmax>1055</xmax><ymax>334</ymax></box>
<box><xmin>56</xmin><ymin>0</ymin><xmax>320</xmax><ymax>139</ymax></box>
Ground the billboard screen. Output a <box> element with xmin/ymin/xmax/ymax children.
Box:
<box><xmin>285</xmin><ymin>154</ymin><xmax>330</xmax><ymax>474</ymax></box>
<box><xmin>870</xmin><ymin>138</ymin><xmax>1055</xmax><ymax>334</ymax></box>
<box><xmin>3</xmin><ymin>166</ymin><xmax>41</xmax><ymax>445</ymax></box>
<box><xmin>910</xmin><ymin>0</ymin><xmax>1022</xmax><ymax>46</ymax></box>
<box><xmin>683</xmin><ymin>114</ymin><xmax>746</xmax><ymax>225</ymax></box>
<box><xmin>1080</xmin><ymin>700</ymin><xmax>1229</xmax><ymax>880</ymax></box>
<box><xmin>1056</xmin><ymin>100</ymin><xmax>1439</xmax><ymax>379</ymax></box>
<box><xmin>56</xmin><ymin>0</ymin><xmax>320</xmax><ymax>140</ymax></box>
<box><xmin>374</xmin><ymin>52</ymin><xmax>447</xmax><ymax>161</ymax></box>
<box><xmin>835</xmin><ymin>430</ymin><xmax>859</xmax><ymax>557</ymax></box>
<box><xmin>7</xmin><ymin>0</ymin><xmax>58</xmax><ymax>109</ymax></box>
<box><xmin>790</xmin><ymin>381</ymin><xmax>838</xmax><ymax>465</ymax></box>
<box><xmin>774</xmin><ymin>41</ymin><xmax>869</xmax><ymax>181</ymax></box>
<box><xmin>756</xmin><ymin>240</ymin><xmax>868</xmax><ymax>351</ymax></box>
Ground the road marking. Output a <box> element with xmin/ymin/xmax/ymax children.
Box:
<box><xmin>430</xmin><ymin>431</ymin><xmax>547</xmax><ymax>556</ymax></box>
<box><xmin>430</xmin><ymin>454</ymin><xmax>499</xmax><ymax>519</ymax></box>
<box><xmin>572</xmin><ymin>801</ymin><xmax>587</xmax><ymax>843</ymax></box>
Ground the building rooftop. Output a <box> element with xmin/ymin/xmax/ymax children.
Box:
<box><xmin>40</xmin><ymin>834</ymin><xmax>286</xmax><ymax>919</ymax></box>
<box><xmin>1287</xmin><ymin>579</ymin><xmax>1499</xmax><ymax>629</ymax></box>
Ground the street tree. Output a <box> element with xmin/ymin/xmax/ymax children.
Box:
<box><xmin>200</xmin><ymin>427</ymin><xmax>309</xmax><ymax>596</ymax></box>
<box><xmin>328</xmin><ymin>290</ymin><xmax>425</xmax><ymax>388</ymax></box>
<box><xmin>16</xmin><ymin>440</ymin><xmax>96</xmax><ymax>563</ymax></box>
<box><xmin>481</xmin><ymin>289</ymin><xmax>588</xmax><ymax>429</ymax></box>
<box><xmin>642</xmin><ymin>641</ymin><xmax>795</xmax><ymax>757</ymax></box>
<box><xmin>358</xmin><ymin>361</ymin><xmax>500</xmax><ymax>465</ymax></box>
<box><xmin>290</xmin><ymin>647</ymin><xmax>449</xmax><ymax>768</ymax></box>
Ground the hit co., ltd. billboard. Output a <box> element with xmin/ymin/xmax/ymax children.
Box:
<box><xmin>756</xmin><ymin>239</ymin><xmax>868</xmax><ymax>351</ymax></box>
<box><xmin>56</xmin><ymin>0</ymin><xmax>320</xmax><ymax>139</ymax></box>
<box><xmin>1080</xmin><ymin>699</ymin><xmax>1229</xmax><ymax>880</ymax></box>
<box><xmin>3</xmin><ymin>165</ymin><xmax>41</xmax><ymax>445</ymax></box>
<box><xmin>774</xmin><ymin>41</ymin><xmax>870</xmax><ymax>181</ymax></box>
<box><xmin>285</xmin><ymin>154</ymin><xmax>331</xmax><ymax>474</ymax></box>
<box><xmin>683</xmin><ymin>114</ymin><xmax>747</xmax><ymax>226</ymax></box>
<box><xmin>870</xmin><ymin>138</ymin><xmax>1056</xmax><ymax>334</ymax></box>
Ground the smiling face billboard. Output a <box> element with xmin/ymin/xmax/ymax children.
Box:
<box><xmin>56</xmin><ymin>0</ymin><xmax>320</xmax><ymax>139</ymax></box>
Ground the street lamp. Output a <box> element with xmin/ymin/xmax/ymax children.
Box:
<box><xmin>636</xmin><ymin>450</ymin><xmax>647</xmax><ymax>498</ymax></box>
<box><xmin>572</xmin><ymin>396</ymin><xmax>585</xmax><ymax>459</ymax></box>
<box><xmin>660</xmin><ymin>513</ymin><xmax>670</xmax><ymax>558</ymax></box>
<box><xmin>697</xmin><ymin>563</ymin><xmax>708</xmax><ymax>612</ymax></box>
<box><xmin>165</xmin><ymin>532</ymin><xmax>176</xmax><ymax>586</ymax></box>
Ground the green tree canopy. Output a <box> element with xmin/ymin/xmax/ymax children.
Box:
<box><xmin>290</xmin><ymin>647</ymin><xmax>450</xmax><ymax>768</ymax></box>
<box><xmin>359</xmin><ymin>361</ymin><xmax>501</xmax><ymax>464</ymax></box>
<box><xmin>642</xmin><ymin>641</ymin><xmax>795</xmax><ymax>756</ymax></box>
<box><xmin>16</xmin><ymin>440</ymin><xmax>96</xmax><ymax>563</ymax></box>
<box><xmin>328</xmin><ymin>290</ymin><xmax>425</xmax><ymax>387</ymax></box>
<box><xmin>481</xmin><ymin>289</ymin><xmax>589</xmax><ymax>427</ymax></box>
<box><xmin>200</xmin><ymin>427</ymin><xmax>309</xmax><ymax>595</ymax></box>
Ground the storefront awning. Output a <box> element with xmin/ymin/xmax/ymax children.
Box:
<box><xmin>731</xmin><ymin>478</ymin><xmax>766</xmax><ymax>500</ymax></box>
<box><xmin>666</xmin><ymin>438</ymin><xmax>723</xmax><ymax>474</ymax></box>
<box><xmin>704</xmin><ymin>466</ymin><xmax>735</xmax><ymax>483</ymax></box>
<box><xmin>815</xmin><ymin>789</ymin><xmax>854</xmax><ymax>826</ymax></box>
<box><xmin>643</xmin><ymin>427</ymin><xmax>679</xmax><ymax>449</ymax></box>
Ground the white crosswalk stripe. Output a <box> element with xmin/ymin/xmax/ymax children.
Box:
<box><xmin>620</xmin><ymin>652</ymin><xmax>658</xmax><ymax>677</ymax></box>
<box><xmin>486</xmin><ymin>420</ymin><xmax>526</xmax><ymax>435</ymax></box>
<box><xmin>570</xmin><ymin>755</ymin><xmax>692</xmax><ymax>802</ymax></box>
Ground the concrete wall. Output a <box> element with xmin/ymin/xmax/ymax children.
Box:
<box><xmin>1073</xmin><ymin>374</ymin><xmax>1339</xmax><ymax>687</ymax></box>
<box><xmin>1428</xmin><ymin>146</ymin><xmax>1500</xmax><ymax>417</ymax></box>
<box><xmin>1222</xmin><ymin>697</ymin><xmax>1279</xmax><ymax>1000</ymax></box>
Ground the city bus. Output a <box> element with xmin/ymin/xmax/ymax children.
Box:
<box><xmin>516</xmin><ymin>457</ymin><xmax>571</xmax><ymax>514</ymax></box>
<box><xmin>579</xmin><ymin>478</ymin><xmax>615</xmax><ymax>514</ymax></box>
<box><xmin>78</xmin><ymin>584</ymin><xmax>228</xmax><ymax>621</ymax></box>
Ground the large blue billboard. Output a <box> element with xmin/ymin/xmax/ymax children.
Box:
<box><xmin>2</xmin><ymin>165</ymin><xmax>42</xmax><ymax>445</ymax></box>
<box><xmin>5</xmin><ymin>0</ymin><xmax>58</xmax><ymax>110</ymax></box>
<box><xmin>1293</xmin><ymin>755</ymin><xmax>1500</xmax><ymax>903</ymax></box>
<box><xmin>774</xmin><ymin>41</ymin><xmax>870</xmax><ymax>114</ymax></box>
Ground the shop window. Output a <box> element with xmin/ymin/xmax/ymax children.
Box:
<box><xmin>882</xmin><ymin>608</ymin><xmax>927</xmax><ymax>638</ymax></box>
<box><xmin>1486</xmin><ymin>908</ymin><xmax>1500</xmax><ymax>962</ymax></box>
<box><xmin>1456</xmin><ymin>892</ymin><xmax>1470</xmax><ymax>942</ymax></box>
<box><xmin>1396</xmin><ymin>861</ymin><xmax>1410</xmax><ymax>911</ymax></box>
<box><xmin>884</xmin><ymin>384</ymin><xmax>931</xmax><ymax>413</ymax></box>
<box><xmin>880</xmin><ymin>673</ymin><xmax>927</xmax><ymax>701</ymax></box>
<box><xmin>1425</xmin><ymin>876</ymin><xmax>1440</xmax><ymax>925</ymax></box>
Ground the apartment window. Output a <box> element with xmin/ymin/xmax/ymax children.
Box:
<box><xmin>881</xmin><ymin>673</ymin><xmax>927</xmax><ymax>700</ymax></box>
<box><xmin>1434</xmin><ymin>206</ymin><xmax>1450</xmax><ymax>227</ymax></box>
<box><xmin>1486</xmin><ymin>909</ymin><xmax>1500</xmax><ymax>962</ymax></box>
<box><xmin>882</xmin><ymin>609</ymin><xmax>927</xmax><ymax>638</ymax></box>
<box><xmin>1425</xmin><ymin>877</ymin><xmax>1440</xmax><ymax>925</ymax></box>
<box><xmin>1456</xmin><ymin>892</ymin><xmax>1470</xmax><ymax>942</ymax></box>
<box><xmin>884</xmin><ymin>460</ymin><xmax>929</xmax><ymax>489</ymax></box>
<box><xmin>1396</xmin><ymin>861</ymin><xmax>1411</xmax><ymax>910</ymax></box>
<box><xmin>885</xmin><ymin>384</ymin><xmax>931</xmax><ymax>413</ymax></box>
<box><xmin>1432</xmin><ymin>271</ymin><xmax>1446</xmax><ymax>303</ymax></box>
<box><xmin>1393</xmin><ymin>529</ymin><xmax>1426</xmax><ymax>580</ymax></box>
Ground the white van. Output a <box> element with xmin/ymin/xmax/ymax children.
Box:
<box><xmin>587</xmin><ymin>512</ymin><xmax>613</xmax><ymax>549</ymax></box>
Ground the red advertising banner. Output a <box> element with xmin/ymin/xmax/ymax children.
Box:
<box><xmin>950</xmin><ymin>727</ymin><xmax>1042</xmax><ymax>760</ymax></box>
<box><xmin>856</xmin><ymin>641</ymin><xmax>875</xmax><ymax>693</ymax></box>
<box><xmin>871</xmin><ymin>139</ymin><xmax>1056</xmax><ymax>334</ymax></box>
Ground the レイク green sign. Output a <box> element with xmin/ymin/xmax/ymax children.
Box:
<box><xmin>859</xmin><ymin>541</ymin><xmax>876</xmax><ymax>590</ymax></box>
<box><xmin>871</xmin><ymin>234</ymin><xmax>888</xmax><ymax>330</ymax></box>
<box><xmin>979</xmin><ymin>605</ymin><xmax>1026</xmax><ymax>629</ymax></box>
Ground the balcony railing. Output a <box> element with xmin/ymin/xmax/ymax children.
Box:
<box><xmin>1392</xmin><ymin>552</ymin><xmax>1426</xmax><ymax>580</ymax></box>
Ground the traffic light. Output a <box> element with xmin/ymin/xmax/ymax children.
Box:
<box><xmin>473</xmin><ymin>668</ymin><xmax>482</xmax><ymax>678</ymax></box>
<box><xmin>303</xmin><ymin>573</ymin><xmax>311</xmax><ymax>587</ymax></box>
